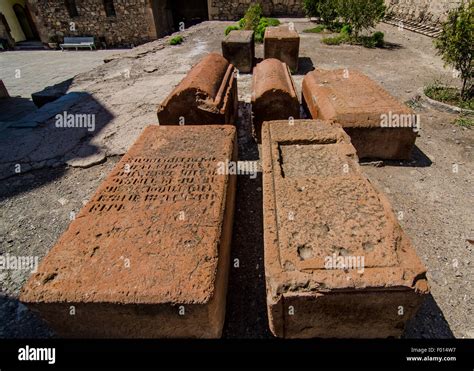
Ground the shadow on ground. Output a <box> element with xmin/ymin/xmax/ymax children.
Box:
<box><xmin>404</xmin><ymin>294</ymin><xmax>454</xmax><ymax>338</ymax></box>
<box><xmin>222</xmin><ymin>172</ymin><xmax>272</xmax><ymax>338</ymax></box>
<box><xmin>297</xmin><ymin>57</ymin><xmax>315</xmax><ymax>75</ymax></box>
<box><xmin>0</xmin><ymin>97</ymin><xmax>36</xmax><ymax>124</ymax></box>
<box><xmin>0</xmin><ymin>295</ymin><xmax>53</xmax><ymax>338</ymax></box>
<box><xmin>383</xmin><ymin>145</ymin><xmax>433</xmax><ymax>168</ymax></box>
<box><xmin>383</xmin><ymin>41</ymin><xmax>404</xmax><ymax>50</ymax></box>
<box><xmin>0</xmin><ymin>88</ymin><xmax>114</xmax><ymax>199</ymax></box>
<box><xmin>223</xmin><ymin>99</ymin><xmax>271</xmax><ymax>338</ymax></box>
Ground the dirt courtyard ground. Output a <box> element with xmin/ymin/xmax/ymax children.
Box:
<box><xmin>0</xmin><ymin>19</ymin><xmax>472</xmax><ymax>339</ymax></box>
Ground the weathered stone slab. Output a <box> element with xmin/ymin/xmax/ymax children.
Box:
<box><xmin>222</xmin><ymin>30</ymin><xmax>255</xmax><ymax>73</ymax></box>
<box><xmin>20</xmin><ymin>125</ymin><xmax>237</xmax><ymax>338</ymax></box>
<box><xmin>251</xmin><ymin>58</ymin><xmax>300</xmax><ymax>141</ymax></box>
<box><xmin>157</xmin><ymin>53</ymin><xmax>238</xmax><ymax>125</ymax></box>
<box><xmin>261</xmin><ymin>119</ymin><xmax>428</xmax><ymax>338</ymax></box>
<box><xmin>302</xmin><ymin>69</ymin><xmax>418</xmax><ymax>160</ymax></box>
<box><xmin>0</xmin><ymin>80</ymin><xmax>9</xmax><ymax>99</ymax></box>
<box><xmin>264</xmin><ymin>26</ymin><xmax>300</xmax><ymax>73</ymax></box>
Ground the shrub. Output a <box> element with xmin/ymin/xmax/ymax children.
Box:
<box><xmin>169</xmin><ymin>35</ymin><xmax>183</xmax><ymax>45</ymax></box>
<box><xmin>340</xmin><ymin>24</ymin><xmax>352</xmax><ymax>37</ymax></box>
<box><xmin>255</xmin><ymin>17</ymin><xmax>281</xmax><ymax>42</ymax></box>
<box><xmin>303</xmin><ymin>25</ymin><xmax>326</xmax><ymax>33</ymax></box>
<box><xmin>425</xmin><ymin>81</ymin><xmax>474</xmax><ymax>110</ymax></box>
<box><xmin>435</xmin><ymin>1</ymin><xmax>473</xmax><ymax>100</ymax></box>
<box><xmin>336</xmin><ymin>0</ymin><xmax>386</xmax><ymax>38</ymax></box>
<box><xmin>237</xmin><ymin>5</ymin><xmax>280</xmax><ymax>43</ymax></box>
<box><xmin>255</xmin><ymin>17</ymin><xmax>268</xmax><ymax>42</ymax></box>
<box><xmin>322</xmin><ymin>34</ymin><xmax>347</xmax><ymax>45</ymax></box>
<box><xmin>454</xmin><ymin>114</ymin><xmax>473</xmax><ymax>128</ymax></box>
<box><xmin>243</xmin><ymin>3</ymin><xmax>263</xmax><ymax>32</ymax></box>
<box><xmin>267</xmin><ymin>18</ymin><xmax>281</xmax><ymax>27</ymax></box>
<box><xmin>225</xmin><ymin>25</ymin><xmax>240</xmax><ymax>36</ymax></box>
<box><xmin>356</xmin><ymin>31</ymin><xmax>384</xmax><ymax>48</ymax></box>
<box><xmin>372</xmin><ymin>31</ymin><xmax>385</xmax><ymax>47</ymax></box>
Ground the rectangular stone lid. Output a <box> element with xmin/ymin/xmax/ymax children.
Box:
<box><xmin>262</xmin><ymin>120</ymin><xmax>427</xmax><ymax>293</ymax></box>
<box><xmin>224</xmin><ymin>30</ymin><xmax>254</xmax><ymax>43</ymax></box>
<box><xmin>304</xmin><ymin>69</ymin><xmax>414</xmax><ymax>127</ymax></box>
<box><xmin>265</xmin><ymin>26</ymin><xmax>299</xmax><ymax>40</ymax></box>
<box><xmin>21</xmin><ymin>125</ymin><xmax>236</xmax><ymax>305</ymax></box>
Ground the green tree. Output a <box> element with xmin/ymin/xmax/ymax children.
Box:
<box><xmin>303</xmin><ymin>0</ymin><xmax>338</xmax><ymax>26</ymax></box>
<box><xmin>336</xmin><ymin>0</ymin><xmax>386</xmax><ymax>38</ymax></box>
<box><xmin>303</xmin><ymin>0</ymin><xmax>322</xmax><ymax>18</ymax></box>
<box><xmin>435</xmin><ymin>1</ymin><xmax>473</xmax><ymax>100</ymax></box>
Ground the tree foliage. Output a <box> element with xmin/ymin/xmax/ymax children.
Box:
<box><xmin>336</xmin><ymin>0</ymin><xmax>386</xmax><ymax>38</ymax></box>
<box><xmin>435</xmin><ymin>1</ymin><xmax>473</xmax><ymax>100</ymax></box>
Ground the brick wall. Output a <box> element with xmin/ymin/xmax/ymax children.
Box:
<box><xmin>28</xmin><ymin>0</ymin><xmax>157</xmax><ymax>47</ymax></box>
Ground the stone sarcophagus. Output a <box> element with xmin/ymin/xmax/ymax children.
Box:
<box><xmin>261</xmin><ymin>119</ymin><xmax>429</xmax><ymax>338</ymax></box>
<box><xmin>251</xmin><ymin>58</ymin><xmax>300</xmax><ymax>141</ymax></box>
<box><xmin>302</xmin><ymin>69</ymin><xmax>419</xmax><ymax>160</ymax></box>
<box><xmin>20</xmin><ymin>125</ymin><xmax>238</xmax><ymax>338</ymax></box>
<box><xmin>157</xmin><ymin>53</ymin><xmax>238</xmax><ymax>126</ymax></box>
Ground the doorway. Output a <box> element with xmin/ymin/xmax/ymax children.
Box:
<box><xmin>170</xmin><ymin>0</ymin><xmax>209</xmax><ymax>30</ymax></box>
<box><xmin>150</xmin><ymin>0</ymin><xmax>209</xmax><ymax>38</ymax></box>
<box><xmin>13</xmin><ymin>3</ymin><xmax>39</xmax><ymax>40</ymax></box>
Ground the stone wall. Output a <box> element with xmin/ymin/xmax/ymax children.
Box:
<box><xmin>22</xmin><ymin>0</ymin><xmax>466</xmax><ymax>47</ymax></box>
<box><xmin>384</xmin><ymin>0</ymin><xmax>464</xmax><ymax>26</ymax></box>
<box><xmin>208</xmin><ymin>0</ymin><xmax>305</xmax><ymax>20</ymax></box>
<box><xmin>27</xmin><ymin>0</ymin><xmax>157</xmax><ymax>47</ymax></box>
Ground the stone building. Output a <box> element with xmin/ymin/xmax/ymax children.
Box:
<box><xmin>0</xmin><ymin>0</ymin><xmax>211</xmax><ymax>47</ymax></box>
<box><xmin>0</xmin><ymin>0</ymin><xmax>466</xmax><ymax>48</ymax></box>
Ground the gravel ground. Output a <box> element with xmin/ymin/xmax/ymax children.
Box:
<box><xmin>0</xmin><ymin>19</ymin><xmax>472</xmax><ymax>339</ymax></box>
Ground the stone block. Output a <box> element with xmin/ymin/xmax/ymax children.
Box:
<box><xmin>302</xmin><ymin>69</ymin><xmax>418</xmax><ymax>160</ymax></box>
<box><xmin>264</xmin><ymin>26</ymin><xmax>300</xmax><ymax>73</ymax></box>
<box><xmin>157</xmin><ymin>53</ymin><xmax>238</xmax><ymax>126</ymax></box>
<box><xmin>261</xmin><ymin>119</ymin><xmax>429</xmax><ymax>338</ymax></box>
<box><xmin>251</xmin><ymin>58</ymin><xmax>300</xmax><ymax>140</ymax></box>
<box><xmin>20</xmin><ymin>125</ymin><xmax>238</xmax><ymax>338</ymax></box>
<box><xmin>222</xmin><ymin>30</ymin><xmax>254</xmax><ymax>73</ymax></box>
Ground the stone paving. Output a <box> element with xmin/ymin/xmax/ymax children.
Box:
<box><xmin>0</xmin><ymin>50</ymin><xmax>120</xmax><ymax>124</ymax></box>
<box><xmin>0</xmin><ymin>50</ymin><xmax>120</xmax><ymax>98</ymax></box>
